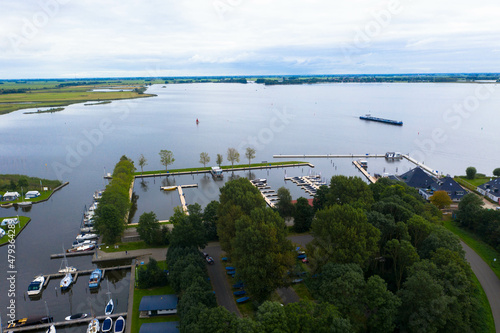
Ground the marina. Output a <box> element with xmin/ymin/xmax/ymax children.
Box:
<box><xmin>250</xmin><ymin>179</ymin><xmax>278</xmax><ymax>208</ymax></box>
<box><xmin>285</xmin><ymin>175</ymin><xmax>327</xmax><ymax>196</ymax></box>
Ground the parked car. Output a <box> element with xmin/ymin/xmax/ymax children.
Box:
<box><xmin>206</xmin><ymin>256</ymin><xmax>214</xmax><ymax>264</ymax></box>
<box><xmin>302</xmin><ymin>257</ymin><xmax>309</xmax><ymax>263</ymax></box>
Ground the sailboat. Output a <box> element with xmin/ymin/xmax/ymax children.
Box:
<box><xmin>60</xmin><ymin>273</ymin><xmax>73</xmax><ymax>291</ymax></box>
<box><xmin>105</xmin><ymin>280</ymin><xmax>114</xmax><ymax>315</ymax></box>
<box><xmin>58</xmin><ymin>246</ymin><xmax>77</xmax><ymax>273</ymax></box>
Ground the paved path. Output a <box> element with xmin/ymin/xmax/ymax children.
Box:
<box><xmin>204</xmin><ymin>242</ymin><xmax>241</xmax><ymax>316</ymax></box>
<box><xmin>461</xmin><ymin>241</ymin><xmax>500</xmax><ymax>333</ymax></box>
<box><xmin>94</xmin><ymin>247</ymin><xmax>168</xmax><ymax>263</ymax></box>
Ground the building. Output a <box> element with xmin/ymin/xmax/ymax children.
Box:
<box><xmin>139</xmin><ymin>322</ymin><xmax>179</xmax><ymax>333</ymax></box>
<box><xmin>398</xmin><ymin>168</ymin><xmax>466</xmax><ymax>202</ymax></box>
<box><xmin>139</xmin><ymin>295</ymin><xmax>178</xmax><ymax>318</ymax></box>
<box><xmin>477</xmin><ymin>178</ymin><xmax>500</xmax><ymax>204</ymax></box>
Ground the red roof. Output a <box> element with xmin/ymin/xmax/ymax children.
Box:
<box><xmin>291</xmin><ymin>198</ymin><xmax>314</xmax><ymax>206</ymax></box>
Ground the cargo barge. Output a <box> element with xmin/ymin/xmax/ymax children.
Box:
<box><xmin>359</xmin><ymin>115</ymin><xmax>403</xmax><ymax>126</ymax></box>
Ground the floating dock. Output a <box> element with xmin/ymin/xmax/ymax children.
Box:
<box><xmin>359</xmin><ymin>115</ymin><xmax>403</xmax><ymax>126</ymax></box>
<box><xmin>50</xmin><ymin>250</ymin><xmax>95</xmax><ymax>259</ymax></box>
<box><xmin>402</xmin><ymin>154</ymin><xmax>439</xmax><ymax>175</ymax></box>
<box><xmin>285</xmin><ymin>175</ymin><xmax>326</xmax><ymax>196</ymax></box>
<box><xmin>352</xmin><ymin>160</ymin><xmax>377</xmax><ymax>184</ymax></box>
<box><xmin>39</xmin><ymin>265</ymin><xmax>131</xmax><ymax>289</ymax></box>
<box><xmin>250</xmin><ymin>179</ymin><xmax>277</xmax><ymax>208</ymax></box>
<box><xmin>3</xmin><ymin>312</ymin><xmax>127</xmax><ymax>332</ymax></box>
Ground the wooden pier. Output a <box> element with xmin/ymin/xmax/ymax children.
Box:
<box><xmin>274</xmin><ymin>154</ymin><xmax>385</xmax><ymax>159</ymax></box>
<box><xmin>250</xmin><ymin>180</ymin><xmax>277</xmax><ymax>208</ymax></box>
<box><xmin>402</xmin><ymin>154</ymin><xmax>439</xmax><ymax>175</ymax></box>
<box><xmin>3</xmin><ymin>312</ymin><xmax>127</xmax><ymax>332</ymax></box>
<box><xmin>285</xmin><ymin>175</ymin><xmax>325</xmax><ymax>196</ymax></box>
<box><xmin>352</xmin><ymin>161</ymin><xmax>377</xmax><ymax>184</ymax></box>
<box><xmin>50</xmin><ymin>250</ymin><xmax>95</xmax><ymax>259</ymax></box>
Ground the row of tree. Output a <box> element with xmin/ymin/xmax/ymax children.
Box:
<box><xmin>465</xmin><ymin>166</ymin><xmax>500</xmax><ymax>179</ymax></box>
<box><xmin>137</xmin><ymin>147</ymin><xmax>258</xmax><ymax>174</ymax></box>
<box><xmin>93</xmin><ymin>156</ymin><xmax>135</xmax><ymax>243</ymax></box>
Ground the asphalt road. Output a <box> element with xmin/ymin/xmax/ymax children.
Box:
<box><xmin>461</xmin><ymin>241</ymin><xmax>500</xmax><ymax>333</ymax></box>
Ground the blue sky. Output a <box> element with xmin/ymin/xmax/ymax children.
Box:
<box><xmin>1</xmin><ymin>0</ymin><xmax>499</xmax><ymax>79</ymax></box>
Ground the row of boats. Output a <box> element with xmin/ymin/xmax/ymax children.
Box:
<box><xmin>87</xmin><ymin>315</ymin><xmax>125</xmax><ymax>333</ymax></box>
<box><xmin>7</xmin><ymin>315</ymin><xmax>125</xmax><ymax>333</ymax></box>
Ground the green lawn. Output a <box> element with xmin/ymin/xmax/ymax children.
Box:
<box><xmin>135</xmin><ymin>161</ymin><xmax>310</xmax><ymax>176</ymax></box>
<box><xmin>443</xmin><ymin>219</ymin><xmax>500</xmax><ymax>279</ymax></box>
<box><xmin>456</xmin><ymin>176</ymin><xmax>495</xmax><ymax>187</ymax></box>
<box><xmin>0</xmin><ymin>216</ymin><xmax>31</xmax><ymax>246</ymax></box>
<box><xmin>131</xmin><ymin>283</ymin><xmax>178</xmax><ymax>333</ymax></box>
<box><xmin>470</xmin><ymin>273</ymin><xmax>496</xmax><ymax>333</ymax></box>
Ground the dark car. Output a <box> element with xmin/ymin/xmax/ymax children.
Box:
<box><xmin>206</xmin><ymin>256</ymin><xmax>214</xmax><ymax>264</ymax></box>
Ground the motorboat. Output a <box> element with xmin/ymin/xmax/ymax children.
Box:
<box><xmin>88</xmin><ymin>269</ymin><xmax>102</xmax><ymax>289</ymax></box>
<box><xmin>86</xmin><ymin>318</ymin><xmax>99</xmax><ymax>333</ymax></box>
<box><xmin>114</xmin><ymin>316</ymin><xmax>125</xmax><ymax>333</ymax></box>
<box><xmin>7</xmin><ymin>315</ymin><xmax>53</xmax><ymax>328</ymax></box>
<box><xmin>60</xmin><ymin>273</ymin><xmax>73</xmax><ymax>291</ymax></box>
<box><xmin>46</xmin><ymin>324</ymin><xmax>56</xmax><ymax>333</ymax></box>
<box><xmin>161</xmin><ymin>186</ymin><xmax>177</xmax><ymax>191</ymax></box>
<box><xmin>101</xmin><ymin>316</ymin><xmax>112</xmax><ymax>333</ymax></box>
<box><xmin>105</xmin><ymin>298</ymin><xmax>114</xmax><ymax>315</ymax></box>
<box><xmin>93</xmin><ymin>190</ymin><xmax>104</xmax><ymax>201</ymax></box>
<box><xmin>65</xmin><ymin>313</ymin><xmax>88</xmax><ymax>321</ymax></box>
<box><xmin>17</xmin><ymin>201</ymin><xmax>32</xmax><ymax>207</ymax></box>
<box><xmin>72</xmin><ymin>240</ymin><xmax>96</xmax><ymax>248</ymax></box>
<box><xmin>67</xmin><ymin>244</ymin><xmax>95</xmax><ymax>253</ymax></box>
<box><xmin>27</xmin><ymin>275</ymin><xmax>45</xmax><ymax>296</ymax></box>
<box><xmin>59</xmin><ymin>246</ymin><xmax>77</xmax><ymax>273</ymax></box>
<box><xmin>76</xmin><ymin>233</ymin><xmax>98</xmax><ymax>241</ymax></box>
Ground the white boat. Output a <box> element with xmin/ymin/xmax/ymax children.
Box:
<box><xmin>17</xmin><ymin>201</ymin><xmax>32</xmax><ymax>207</ymax></box>
<box><xmin>76</xmin><ymin>233</ymin><xmax>98</xmax><ymax>241</ymax></box>
<box><xmin>101</xmin><ymin>316</ymin><xmax>112</xmax><ymax>333</ymax></box>
<box><xmin>60</xmin><ymin>273</ymin><xmax>73</xmax><ymax>291</ymax></box>
<box><xmin>59</xmin><ymin>246</ymin><xmax>77</xmax><ymax>273</ymax></box>
<box><xmin>72</xmin><ymin>240</ymin><xmax>96</xmax><ymax>248</ymax></box>
<box><xmin>67</xmin><ymin>244</ymin><xmax>95</xmax><ymax>253</ymax></box>
<box><xmin>46</xmin><ymin>325</ymin><xmax>56</xmax><ymax>333</ymax></box>
<box><xmin>27</xmin><ymin>275</ymin><xmax>45</xmax><ymax>296</ymax></box>
<box><xmin>113</xmin><ymin>316</ymin><xmax>125</xmax><ymax>333</ymax></box>
<box><xmin>87</xmin><ymin>318</ymin><xmax>99</xmax><ymax>333</ymax></box>
<box><xmin>65</xmin><ymin>313</ymin><xmax>88</xmax><ymax>321</ymax></box>
<box><xmin>105</xmin><ymin>298</ymin><xmax>114</xmax><ymax>315</ymax></box>
<box><xmin>93</xmin><ymin>190</ymin><xmax>104</xmax><ymax>201</ymax></box>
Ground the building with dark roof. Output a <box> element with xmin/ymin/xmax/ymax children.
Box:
<box><xmin>139</xmin><ymin>295</ymin><xmax>178</xmax><ymax>318</ymax></box>
<box><xmin>477</xmin><ymin>178</ymin><xmax>500</xmax><ymax>204</ymax></box>
<box><xmin>399</xmin><ymin>167</ymin><xmax>439</xmax><ymax>189</ymax></box>
<box><xmin>139</xmin><ymin>321</ymin><xmax>179</xmax><ymax>333</ymax></box>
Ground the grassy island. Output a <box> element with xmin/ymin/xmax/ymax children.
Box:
<box><xmin>0</xmin><ymin>174</ymin><xmax>63</xmax><ymax>204</ymax></box>
<box><xmin>0</xmin><ymin>216</ymin><xmax>31</xmax><ymax>246</ymax></box>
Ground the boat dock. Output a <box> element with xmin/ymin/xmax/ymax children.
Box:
<box><xmin>285</xmin><ymin>175</ymin><xmax>326</xmax><ymax>196</ymax></box>
<box><xmin>352</xmin><ymin>160</ymin><xmax>377</xmax><ymax>184</ymax></box>
<box><xmin>40</xmin><ymin>265</ymin><xmax>131</xmax><ymax>289</ymax></box>
<box><xmin>50</xmin><ymin>250</ymin><xmax>95</xmax><ymax>259</ymax></box>
<box><xmin>3</xmin><ymin>312</ymin><xmax>127</xmax><ymax>332</ymax></box>
<box><xmin>402</xmin><ymin>154</ymin><xmax>439</xmax><ymax>175</ymax></box>
<box><xmin>250</xmin><ymin>179</ymin><xmax>277</xmax><ymax>208</ymax></box>
<box><xmin>273</xmin><ymin>154</ymin><xmax>385</xmax><ymax>159</ymax></box>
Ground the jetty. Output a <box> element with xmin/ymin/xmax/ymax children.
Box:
<box><xmin>3</xmin><ymin>312</ymin><xmax>127</xmax><ymax>332</ymax></box>
<box><xmin>285</xmin><ymin>175</ymin><xmax>326</xmax><ymax>196</ymax></box>
<box><xmin>250</xmin><ymin>179</ymin><xmax>277</xmax><ymax>208</ymax></box>
<box><xmin>352</xmin><ymin>160</ymin><xmax>377</xmax><ymax>184</ymax></box>
<box><xmin>402</xmin><ymin>154</ymin><xmax>439</xmax><ymax>175</ymax></box>
<box><xmin>39</xmin><ymin>265</ymin><xmax>131</xmax><ymax>289</ymax></box>
<box><xmin>50</xmin><ymin>250</ymin><xmax>95</xmax><ymax>259</ymax></box>
<box><xmin>273</xmin><ymin>154</ymin><xmax>385</xmax><ymax>159</ymax></box>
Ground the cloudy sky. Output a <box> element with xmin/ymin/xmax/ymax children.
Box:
<box><xmin>1</xmin><ymin>0</ymin><xmax>499</xmax><ymax>78</ymax></box>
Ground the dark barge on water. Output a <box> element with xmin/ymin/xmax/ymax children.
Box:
<box><xmin>359</xmin><ymin>114</ymin><xmax>403</xmax><ymax>126</ymax></box>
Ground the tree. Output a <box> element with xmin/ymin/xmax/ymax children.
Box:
<box><xmin>216</xmin><ymin>153</ymin><xmax>223</xmax><ymax>167</ymax></box>
<box><xmin>231</xmin><ymin>208</ymin><xmax>295</xmax><ymax>303</ymax></box>
<box><xmin>93</xmin><ymin>204</ymin><xmax>124</xmax><ymax>244</ymax></box>
<box><xmin>406</xmin><ymin>215</ymin><xmax>433</xmax><ymax>250</ymax></box>
<box><xmin>430</xmin><ymin>190</ymin><xmax>453</xmax><ymax>209</ymax></box>
<box><xmin>138</xmin><ymin>154</ymin><xmax>147</xmax><ymax>174</ymax></box>
<box><xmin>308</xmin><ymin>204</ymin><xmax>380</xmax><ymax>270</ymax></box>
<box><xmin>384</xmin><ymin>239</ymin><xmax>419</xmax><ymax>290</ymax></box>
<box><xmin>137</xmin><ymin>258</ymin><xmax>168</xmax><ymax>288</ymax></box>
<box><xmin>313</xmin><ymin>185</ymin><xmax>329</xmax><ymax>212</ymax></box>
<box><xmin>169</xmin><ymin>204</ymin><xmax>207</xmax><ymax>249</ymax></box>
<box><xmin>494</xmin><ymin>168</ymin><xmax>500</xmax><ymax>177</ymax></box>
<box><xmin>293</xmin><ymin>197</ymin><xmax>313</xmax><ymax>233</ymax></box>
<box><xmin>199</xmin><ymin>152</ymin><xmax>210</xmax><ymax>168</ymax></box>
<box><xmin>456</xmin><ymin>193</ymin><xmax>484</xmax><ymax>229</ymax></box>
<box><xmin>465</xmin><ymin>166</ymin><xmax>477</xmax><ymax>179</ymax></box>
<box><xmin>137</xmin><ymin>211</ymin><xmax>161</xmax><ymax>245</ymax></box>
<box><xmin>203</xmin><ymin>200</ymin><xmax>219</xmax><ymax>241</ymax></box>
<box><xmin>17</xmin><ymin>177</ymin><xmax>29</xmax><ymax>189</ymax></box>
<box><xmin>159</xmin><ymin>149</ymin><xmax>175</xmax><ymax>171</ymax></box>
<box><xmin>245</xmin><ymin>147</ymin><xmax>256</xmax><ymax>166</ymax></box>
<box><xmin>276</xmin><ymin>187</ymin><xmax>294</xmax><ymax>218</ymax></box>
<box><xmin>227</xmin><ymin>147</ymin><xmax>240</xmax><ymax>168</ymax></box>
<box><xmin>327</xmin><ymin>175</ymin><xmax>374</xmax><ymax>209</ymax></box>
<box><xmin>362</xmin><ymin>275</ymin><xmax>401</xmax><ymax>333</ymax></box>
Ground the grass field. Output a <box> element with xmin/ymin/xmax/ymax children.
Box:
<box><xmin>131</xmin><ymin>262</ymin><xmax>178</xmax><ymax>333</ymax></box>
<box><xmin>0</xmin><ymin>216</ymin><xmax>31</xmax><ymax>246</ymax></box>
<box><xmin>456</xmin><ymin>176</ymin><xmax>495</xmax><ymax>187</ymax></box>
<box><xmin>0</xmin><ymin>174</ymin><xmax>61</xmax><ymax>190</ymax></box>
<box><xmin>135</xmin><ymin>161</ymin><xmax>310</xmax><ymax>176</ymax></box>
<box><xmin>0</xmin><ymin>81</ymin><xmax>157</xmax><ymax>115</ymax></box>
<box><xmin>0</xmin><ymin>189</ymin><xmax>55</xmax><ymax>205</ymax></box>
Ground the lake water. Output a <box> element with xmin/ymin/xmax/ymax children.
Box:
<box><xmin>1</xmin><ymin>82</ymin><xmax>500</xmax><ymax>327</ymax></box>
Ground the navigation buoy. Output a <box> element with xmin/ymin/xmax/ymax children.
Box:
<box><xmin>196</xmin><ymin>118</ymin><xmax>199</xmax><ymax>124</ymax></box>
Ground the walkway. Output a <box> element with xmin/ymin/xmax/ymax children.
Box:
<box><xmin>461</xmin><ymin>241</ymin><xmax>500</xmax><ymax>333</ymax></box>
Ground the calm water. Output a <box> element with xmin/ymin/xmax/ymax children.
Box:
<box><xmin>1</xmin><ymin>82</ymin><xmax>500</xmax><ymax>326</ymax></box>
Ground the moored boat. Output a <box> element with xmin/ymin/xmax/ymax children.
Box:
<box><xmin>76</xmin><ymin>233</ymin><xmax>98</xmax><ymax>241</ymax></box>
<box><xmin>46</xmin><ymin>324</ymin><xmax>56</xmax><ymax>333</ymax></box>
<box><xmin>105</xmin><ymin>298</ymin><xmax>114</xmax><ymax>315</ymax></box>
<box><xmin>86</xmin><ymin>318</ymin><xmax>99</xmax><ymax>333</ymax></box>
<box><xmin>101</xmin><ymin>317</ymin><xmax>112</xmax><ymax>333</ymax></box>
<box><xmin>67</xmin><ymin>243</ymin><xmax>95</xmax><ymax>253</ymax></box>
<box><xmin>60</xmin><ymin>273</ymin><xmax>73</xmax><ymax>291</ymax></box>
<box><xmin>114</xmin><ymin>316</ymin><xmax>125</xmax><ymax>333</ymax></box>
<box><xmin>7</xmin><ymin>315</ymin><xmax>53</xmax><ymax>328</ymax></box>
<box><xmin>65</xmin><ymin>313</ymin><xmax>88</xmax><ymax>321</ymax></box>
<box><xmin>27</xmin><ymin>275</ymin><xmax>45</xmax><ymax>296</ymax></box>
<box><xmin>88</xmin><ymin>268</ymin><xmax>102</xmax><ymax>289</ymax></box>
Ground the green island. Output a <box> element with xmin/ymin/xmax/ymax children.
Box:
<box><xmin>134</xmin><ymin>161</ymin><xmax>310</xmax><ymax>176</ymax></box>
<box><xmin>0</xmin><ymin>174</ymin><xmax>63</xmax><ymax>204</ymax></box>
<box><xmin>0</xmin><ymin>78</ymin><xmax>160</xmax><ymax>115</ymax></box>
<box><xmin>0</xmin><ymin>216</ymin><xmax>31</xmax><ymax>246</ymax></box>
<box><xmin>23</xmin><ymin>107</ymin><xmax>65</xmax><ymax>114</ymax></box>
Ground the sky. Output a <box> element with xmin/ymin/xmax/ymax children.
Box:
<box><xmin>0</xmin><ymin>0</ymin><xmax>499</xmax><ymax>79</ymax></box>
